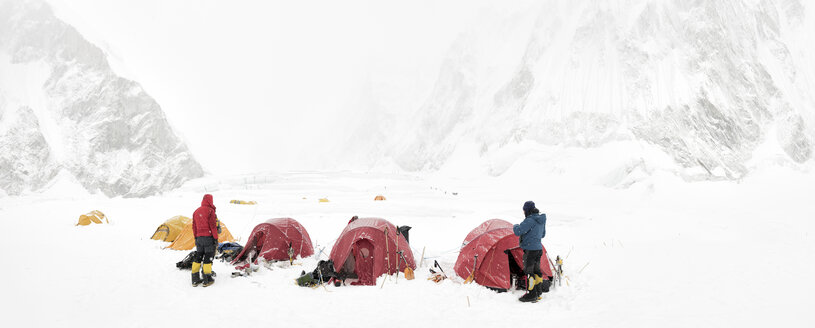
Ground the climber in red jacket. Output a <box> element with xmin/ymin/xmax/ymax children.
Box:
<box><xmin>190</xmin><ymin>194</ymin><xmax>220</xmax><ymax>287</ymax></box>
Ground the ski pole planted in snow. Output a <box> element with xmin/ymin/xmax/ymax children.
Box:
<box><xmin>380</xmin><ymin>227</ymin><xmax>391</xmax><ymax>289</ymax></box>
<box><xmin>384</xmin><ymin>227</ymin><xmax>391</xmax><ymax>276</ymax></box>
<box><xmin>578</xmin><ymin>262</ymin><xmax>589</xmax><ymax>274</ymax></box>
<box><xmin>419</xmin><ymin>246</ymin><xmax>426</xmax><ymax>268</ymax></box>
<box><xmin>547</xmin><ymin>255</ymin><xmax>559</xmax><ymax>288</ymax></box>
<box><xmin>315</xmin><ymin>245</ymin><xmax>327</xmax><ymax>260</ymax></box>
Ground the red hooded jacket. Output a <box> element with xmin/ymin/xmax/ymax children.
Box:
<box><xmin>192</xmin><ymin>194</ymin><xmax>219</xmax><ymax>240</ymax></box>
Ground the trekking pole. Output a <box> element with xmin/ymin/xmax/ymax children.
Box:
<box><xmin>546</xmin><ymin>254</ymin><xmax>560</xmax><ymax>288</ymax></box>
<box><xmin>384</xmin><ymin>227</ymin><xmax>391</xmax><ymax>280</ymax></box>
<box><xmin>395</xmin><ymin>227</ymin><xmax>400</xmax><ymax>284</ymax></box>
<box><xmin>317</xmin><ymin>265</ymin><xmax>324</xmax><ymax>286</ymax></box>
<box><xmin>434</xmin><ymin>260</ymin><xmax>446</xmax><ymax>276</ymax></box>
<box><xmin>556</xmin><ymin>255</ymin><xmax>564</xmax><ymax>287</ymax></box>
<box><xmin>316</xmin><ymin>265</ymin><xmax>329</xmax><ymax>291</ymax></box>
<box><xmin>315</xmin><ymin>245</ymin><xmax>327</xmax><ymax>260</ymax></box>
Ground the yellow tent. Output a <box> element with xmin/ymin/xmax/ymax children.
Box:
<box><xmin>76</xmin><ymin>210</ymin><xmax>108</xmax><ymax>226</ymax></box>
<box><xmin>150</xmin><ymin>216</ymin><xmax>191</xmax><ymax>242</ymax></box>
<box><xmin>167</xmin><ymin>220</ymin><xmax>236</xmax><ymax>250</ymax></box>
<box><xmin>374</xmin><ymin>195</ymin><xmax>386</xmax><ymax>201</ymax></box>
<box><xmin>319</xmin><ymin>198</ymin><xmax>330</xmax><ymax>203</ymax></box>
<box><xmin>230</xmin><ymin>200</ymin><xmax>257</xmax><ymax>205</ymax></box>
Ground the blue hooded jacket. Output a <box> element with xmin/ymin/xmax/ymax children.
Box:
<box><xmin>513</xmin><ymin>213</ymin><xmax>546</xmax><ymax>250</ymax></box>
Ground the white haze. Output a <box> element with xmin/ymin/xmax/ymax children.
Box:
<box><xmin>46</xmin><ymin>0</ymin><xmax>491</xmax><ymax>175</ymax></box>
<box><xmin>45</xmin><ymin>0</ymin><xmax>815</xmax><ymax>184</ymax></box>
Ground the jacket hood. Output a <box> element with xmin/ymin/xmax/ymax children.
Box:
<box><xmin>532</xmin><ymin>213</ymin><xmax>545</xmax><ymax>224</ymax></box>
<box><xmin>201</xmin><ymin>194</ymin><xmax>215</xmax><ymax>210</ymax></box>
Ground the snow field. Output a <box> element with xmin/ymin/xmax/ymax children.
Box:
<box><xmin>1</xmin><ymin>170</ymin><xmax>813</xmax><ymax>327</ymax></box>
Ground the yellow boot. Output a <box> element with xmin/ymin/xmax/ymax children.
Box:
<box><xmin>202</xmin><ymin>263</ymin><xmax>214</xmax><ymax>287</ymax></box>
<box><xmin>191</xmin><ymin>262</ymin><xmax>202</xmax><ymax>287</ymax></box>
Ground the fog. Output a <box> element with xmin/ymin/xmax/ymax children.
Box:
<box><xmin>46</xmin><ymin>0</ymin><xmax>491</xmax><ymax>174</ymax></box>
<box><xmin>39</xmin><ymin>0</ymin><xmax>815</xmax><ymax>181</ymax></box>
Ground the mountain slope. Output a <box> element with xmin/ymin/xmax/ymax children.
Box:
<box><xmin>354</xmin><ymin>0</ymin><xmax>815</xmax><ymax>181</ymax></box>
<box><xmin>0</xmin><ymin>0</ymin><xmax>203</xmax><ymax>197</ymax></box>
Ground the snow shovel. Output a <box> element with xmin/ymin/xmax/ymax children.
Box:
<box><xmin>398</xmin><ymin>251</ymin><xmax>414</xmax><ymax>280</ymax></box>
<box><xmin>464</xmin><ymin>254</ymin><xmax>478</xmax><ymax>284</ymax></box>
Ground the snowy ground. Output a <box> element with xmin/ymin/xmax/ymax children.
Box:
<box><xmin>1</xmin><ymin>169</ymin><xmax>813</xmax><ymax>327</ymax></box>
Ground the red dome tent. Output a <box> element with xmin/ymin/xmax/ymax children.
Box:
<box><xmin>454</xmin><ymin>219</ymin><xmax>553</xmax><ymax>290</ymax></box>
<box><xmin>330</xmin><ymin>217</ymin><xmax>416</xmax><ymax>286</ymax></box>
<box><xmin>232</xmin><ymin>218</ymin><xmax>314</xmax><ymax>264</ymax></box>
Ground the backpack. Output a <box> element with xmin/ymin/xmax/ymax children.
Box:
<box><xmin>217</xmin><ymin>242</ymin><xmax>244</xmax><ymax>262</ymax></box>
<box><xmin>176</xmin><ymin>251</ymin><xmax>196</xmax><ymax>269</ymax></box>
<box><xmin>296</xmin><ymin>260</ymin><xmax>337</xmax><ymax>287</ymax></box>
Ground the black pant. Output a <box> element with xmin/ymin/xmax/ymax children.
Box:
<box><xmin>194</xmin><ymin>236</ymin><xmax>216</xmax><ymax>264</ymax></box>
<box><xmin>522</xmin><ymin>249</ymin><xmax>543</xmax><ymax>276</ymax></box>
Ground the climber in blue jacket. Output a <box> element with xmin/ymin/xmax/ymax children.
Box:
<box><xmin>513</xmin><ymin>200</ymin><xmax>549</xmax><ymax>302</ymax></box>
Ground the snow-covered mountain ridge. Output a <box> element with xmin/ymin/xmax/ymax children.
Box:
<box><xmin>0</xmin><ymin>0</ymin><xmax>203</xmax><ymax>197</ymax></box>
<box><xmin>352</xmin><ymin>0</ymin><xmax>815</xmax><ymax>182</ymax></box>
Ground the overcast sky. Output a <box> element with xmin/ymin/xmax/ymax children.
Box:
<box><xmin>45</xmin><ymin>0</ymin><xmax>490</xmax><ymax>175</ymax></box>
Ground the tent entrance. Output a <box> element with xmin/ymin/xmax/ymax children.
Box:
<box><xmin>245</xmin><ymin>232</ymin><xmax>265</xmax><ymax>263</ymax></box>
<box><xmin>507</xmin><ymin>249</ymin><xmax>527</xmax><ymax>290</ymax></box>
<box><xmin>350</xmin><ymin>239</ymin><xmax>375</xmax><ymax>285</ymax></box>
<box><xmin>151</xmin><ymin>225</ymin><xmax>170</xmax><ymax>241</ymax></box>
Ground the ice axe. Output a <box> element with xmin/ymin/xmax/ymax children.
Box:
<box><xmin>287</xmin><ymin>242</ymin><xmax>294</xmax><ymax>265</ymax></box>
<box><xmin>464</xmin><ymin>254</ymin><xmax>478</xmax><ymax>284</ymax></box>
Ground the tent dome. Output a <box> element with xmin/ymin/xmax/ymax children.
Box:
<box><xmin>329</xmin><ymin>217</ymin><xmax>415</xmax><ymax>286</ymax></box>
<box><xmin>76</xmin><ymin>210</ymin><xmax>108</xmax><ymax>226</ymax></box>
<box><xmin>232</xmin><ymin>218</ymin><xmax>314</xmax><ymax>264</ymax></box>
<box><xmin>454</xmin><ymin>219</ymin><xmax>553</xmax><ymax>290</ymax></box>
<box><xmin>150</xmin><ymin>215</ymin><xmax>191</xmax><ymax>242</ymax></box>
<box><xmin>166</xmin><ymin>219</ymin><xmax>236</xmax><ymax>250</ymax></box>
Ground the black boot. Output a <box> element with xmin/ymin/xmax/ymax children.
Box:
<box><xmin>203</xmin><ymin>274</ymin><xmax>214</xmax><ymax>287</ymax></box>
<box><xmin>531</xmin><ymin>279</ymin><xmax>551</xmax><ymax>301</ymax></box>
<box><xmin>519</xmin><ymin>290</ymin><xmax>538</xmax><ymax>302</ymax></box>
<box><xmin>191</xmin><ymin>272</ymin><xmax>202</xmax><ymax>287</ymax></box>
<box><xmin>538</xmin><ymin>279</ymin><xmax>551</xmax><ymax>294</ymax></box>
<box><xmin>519</xmin><ymin>275</ymin><xmax>538</xmax><ymax>302</ymax></box>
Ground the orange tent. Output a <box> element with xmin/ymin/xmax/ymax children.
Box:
<box><xmin>167</xmin><ymin>220</ymin><xmax>236</xmax><ymax>250</ymax></box>
<box><xmin>374</xmin><ymin>195</ymin><xmax>386</xmax><ymax>201</ymax></box>
<box><xmin>230</xmin><ymin>200</ymin><xmax>257</xmax><ymax>205</ymax></box>
<box><xmin>76</xmin><ymin>210</ymin><xmax>108</xmax><ymax>226</ymax></box>
<box><xmin>150</xmin><ymin>216</ymin><xmax>191</xmax><ymax>242</ymax></box>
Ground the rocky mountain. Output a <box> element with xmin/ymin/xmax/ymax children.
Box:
<box><xmin>0</xmin><ymin>0</ymin><xmax>203</xmax><ymax>197</ymax></box>
<box><xmin>351</xmin><ymin>0</ymin><xmax>815</xmax><ymax>182</ymax></box>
